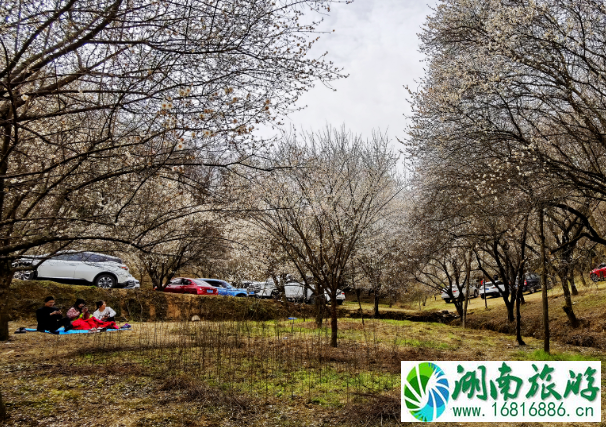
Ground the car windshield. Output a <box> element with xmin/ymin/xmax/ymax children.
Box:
<box><xmin>193</xmin><ymin>279</ymin><xmax>212</xmax><ymax>287</ymax></box>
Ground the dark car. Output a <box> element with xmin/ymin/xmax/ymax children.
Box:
<box><xmin>517</xmin><ymin>273</ymin><xmax>541</xmax><ymax>294</ymax></box>
<box><xmin>590</xmin><ymin>263</ymin><xmax>606</xmax><ymax>282</ymax></box>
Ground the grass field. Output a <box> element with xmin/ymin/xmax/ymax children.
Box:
<box><xmin>343</xmin><ymin>281</ymin><xmax>598</xmax><ymax>314</ymax></box>
<box><xmin>2</xmin><ymin>314</ymin><xmax>606</xmax><ymax>427</ymax></box>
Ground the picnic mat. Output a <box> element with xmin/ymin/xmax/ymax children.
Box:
<box><xmin>24</xmin><ymin>327</ymin><xmax>130</xmax><ymax>335</ymax></box>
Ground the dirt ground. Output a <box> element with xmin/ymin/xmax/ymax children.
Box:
<box><xmin>2</xmin><ymin>317</ymin><xmax>606</xmax><ymax>427</ymax></box>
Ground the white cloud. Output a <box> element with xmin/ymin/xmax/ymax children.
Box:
<box><xmin>257</xmin><ymin>0</ymin><xmax>438</xmax><ymax>142</ymax></box>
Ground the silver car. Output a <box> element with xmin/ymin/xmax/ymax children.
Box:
<box><xmin>479</xmin><ymin>281</ymin><xmax>506</xmax><ymax>299</ymax></box>
<box><xmin>248</xmin><ymin>281</ymin><xmax>279</xmax><ymax>298</ymax></box>
<box><xmin>441</xmin><ymin>284</ymin><xmax>479</xmax><ymax>303</ymax></box>
<box><xmin>283</xmin><ymin>282</ymin><xmax>346</xmax><ymax>305</ymax></box>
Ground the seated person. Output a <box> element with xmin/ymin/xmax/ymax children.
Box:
<box><xmin>68</xmin><ymin>298</ymin><xmax>118</xmax><ymax>330</ymax></box>
<box><xmin>93</xmin><ymin>301</ymin><xmax>116</xmax><ymax>322</ymax></box>
<box><xmin>66</xmin><ymin>298</ymin><xmax>86</xmax><ymax>321</ymax></box>
<box><xmin>36</xmin><ymin>296</ymin><xmax>73</xmax><ymax>333</ymax></box>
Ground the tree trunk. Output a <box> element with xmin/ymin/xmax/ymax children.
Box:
<box><xmin>373</xmin><ymin>293</ymin><xmax>380</xmax><ymax>317</ymax></box>
<box><xmin>330</xmin><ymin>293</ymin><xmax>338</xmax><ymax>348</ymax></box>
<box><xmin>0</xmin><ymin>389</ymin><xmax>6</xmax><ymax>421</ymax></box>
<box><xmin>314</xmin><ymin>290</ymin><xmax>324</xmax><ymax>328</ymax></box>
<box><xmin>0</xmin><ymin>261</ymin><xmax>13</xmax><ymax>341</ymax></box>
<box><xmin>355</xmin><ymin>288</ymin><xmax>364</xmax><ymax>326</ymax></box>
<box><xmin>539</xmin><ymin>207</ymin><xmax>549</xmax><ymax>353</ymax></box>
<box><xmin>568</xmin><ymin>270</ymin><xmax>578</xmax><ymax>296</ymax></box>
<box><xmin>452</xmin><ymin>299</ymin><xmax>464</xmax><ymax>318</ymax></box>
<box><xmin>504</xmin><ymin>299</ymin><xmax>514</xmax><ymax>322</ymax></box>
<box><xmin>577</xmin><ymin>267</ymin><xmax>587</xmax><ymax>288</ymax></box>
<box><xmin>462</xmin><ymin>253</ymin><xmax>472</xmax><ymax>328</ymax></box>
<box><xmin>515</xmin><ymin>287</ymin><xmax>525</xmax><ymax>346</ymax></box>
<box><xmin>559</xmin><ymin>273</ymin><xmax>580</xmax><ymax>328</ymax></box>
<box><xmin>0</xmin><ymin>262</ymin><xmax>13</xmax><ymax>421</ymax></box>
<box><xmin>0</xmin><ymin>306</ymin><xmax>7</xmax><ymax>343</ymax></box>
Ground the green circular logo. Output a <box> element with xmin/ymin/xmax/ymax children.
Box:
<box><xmin>403</xmin><ymin>362</ymin><xmax>450</xmax><ymax>422</ymax></box>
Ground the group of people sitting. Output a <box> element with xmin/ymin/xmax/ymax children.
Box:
<box><xmin>36</xmin><ymin>296</ymin><xmax>129</xmax><ymax>334</ymax></box>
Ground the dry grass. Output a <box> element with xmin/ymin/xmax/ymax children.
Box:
<box><xmin>2</xmin><ymin>317</ymin><xmax>605</xmax><ymax>426</ymax></box>
<box><xmin>460</xmin><ymin>283</ymin><xmax>606</xmax><ymax>348</ymax></box>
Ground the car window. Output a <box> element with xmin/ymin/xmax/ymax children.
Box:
<box><xmin>81</xmin><ymin>253</ymin><xmax>103</xmax><ymax>262</ymax></box>
<box><xmin>86</xmin><ymin>253</ymin><xmax>122</xmax><ymax>263</ymax></box>
<box><xmin>193</xmin><ymin>279</ymin><xmax>211</xmax><ymax>287</ymax></box>
<box><xmin>53</xmin><ymin>253</ymin><xmax>81</xmax><ymax>261</ymax></box>
<box><xmin>203</xmin><ymin>280</ymin><xmax>223</xmax><ymax>287</ymax></box>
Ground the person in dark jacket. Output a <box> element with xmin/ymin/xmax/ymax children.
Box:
<box><xmin>36</xmin><ymin>296</ymin><xmax>73</xmax><ymax>334</ymax></box>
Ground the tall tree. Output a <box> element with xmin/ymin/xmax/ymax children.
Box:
<box><xmin>0</xmin><ymin>0</ymin><xmax>345</xmax><ymax>417</ymax></box>
<box><xmin>247</xmin><ymin>128</ymin><xmax>402</xmax><ymax>347</ymax></box>
<box><xmin>0</xmin><ymin>0</ymin><xmax>344</xmax><ymax>338</ymax></box>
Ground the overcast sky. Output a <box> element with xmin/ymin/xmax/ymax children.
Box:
<box><xmin>257</xmin><ymin>0</ymin><xmax>438</xmax><ymax>143</ymax></box>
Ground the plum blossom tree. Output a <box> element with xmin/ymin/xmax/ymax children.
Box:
<box><xmin>246</xmin><ymin>128</ymin><xmax>402</xmax><ymax>347</ymax></box>
<box><xmin>408</xmin><ymin>0</ymin><xmax>606</xmax><ymax>342</ymax></box>
<box><xmin>0</xmin><ymin>0</ymin><xmax>347</xmax><ymax>417</ymax></box>
<box><xmin>0</xmin><ymin>0</ymin><xmax>345</xmax><ymax>337</ymax></box>
<box><xmin>354</xmin><ymin>211</ymin><xmax>407</xmax><ymax>317</ymax></box>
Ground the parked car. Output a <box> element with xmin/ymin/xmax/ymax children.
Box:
<box><xmin>13</xmin><ymin>251</ymin><xmax>140</xmax><ymax>289</ymax></box>
<box><xmin>283</xmin><ymin>282</ymin><xmax>346</xmax><ymax>305</ymax></box>
<box><xmin>162</xmin><ymin>278</ymin><xmax>218</xmax><ymax>295</ymax></box>
<box><xmin>590</xmin><ymin>263</ymin><xmax>606</xmax><ymax>282</ymax></box>
<box><xmin>479</xmin><ymin>281</ymin><xmax>505</xmax><ymax>299</ymax></box>
<box><xmin>248</xmin><ymin>281</ymin><xmax>280</xmax><ymax>299</ymax></box>
<box><xmin>441</xmin><ymin>284</ymin><xmax>479</xmax><ymax>303</ymax></box>
<box><xmin>516</xmin><ymin>273</ymin><xmax>541</xmax><ymax>293</ymax></box>
<box><xmin>198</xmin><ymin>278</ymin><xmax>252</xmax><ymax>297</ymax></box>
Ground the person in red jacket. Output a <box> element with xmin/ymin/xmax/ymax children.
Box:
<box><xmin>67</xmin><ymin>299</ymin><xmax>118</xmax><ymax>330</ymax></box>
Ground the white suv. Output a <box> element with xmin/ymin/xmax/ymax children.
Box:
<box><xmin>441</xmin><ymin>284</ymin><xmax>479</xmax><ymax>303</ymax></box>
<box><xmin>14</xmin><ymin>251</ymin><xmax>140</xmax><ymax>289</ymax></box>
<box><xmin>248</xmin><ymin>281</ymin><xmax>280</xmax><ymax>298</ymax></box>
<box><xmin>283</xmin><ymin>282</ymin><xmax>346</xmax><ymax>305</ymax></box>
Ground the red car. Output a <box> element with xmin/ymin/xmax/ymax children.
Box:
<box><xmin>162</xmin><ymin>278</ymin><xmax>218</xmax><ymax>295</ymax></box>
<box><xmin>590</xmin><ymin>264</ymin><xmax>606</xmax><ymax>282</ymax></box>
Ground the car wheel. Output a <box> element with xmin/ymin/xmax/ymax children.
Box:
<box><xmin>236</xmin><ymin>293</ymin><xmax>247</xmax><ymax>297</ymax></box>
<box><xmin>94</xmin><ymin>273</ymin><xmax>116</xmax><ymax>289</ymax></box>
<box><xmin>474</xmin><ymin>290</ymin><xmax>479</xmax><ymax>298</ymax></box>
<box><xmin>590</xmin><ymin>273</ymin><xmax>599</xmax><ymax>283</ymax></box>
<box><xmin>337</xmin><ymin>300</ymin><xmax>344</xmax><ymax>305</ymax></box>
<box><xmin>15</xmin><ymin>270</ymin><xmax>36</xmax><ymax>280</ymax></box>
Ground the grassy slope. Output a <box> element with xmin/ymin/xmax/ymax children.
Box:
<box><xmin>3</xmin><ymin>282</ymin><xmax>606</xmax><ymax>426</ymax></box>
<box><xmin>1</xmin><ymin>318</ymin><xmax>604</xmax><ymax>427</ymax></box>
<box><xmin>344</xmin><ymin>284</ymin><xmax>606</xmax><ymax>349</ymax></box>
<box><xmin>460</xmin><ymin>284</ymin><xmax>606</xmax><ymax>348</ymax></box>
<box><xmin>6</xmin><ymin>280</ymin><xmax>315</xmax><ymax>323</ymax></box>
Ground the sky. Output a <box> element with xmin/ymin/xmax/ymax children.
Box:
<box><xmin>257</xmin><ymin>0</ymin><xmax>439</xmax><ymax>143</ymax></box>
